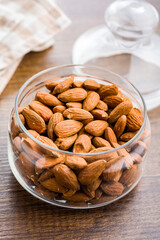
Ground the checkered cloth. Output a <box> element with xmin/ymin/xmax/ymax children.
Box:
<box><xmin>0</xmin><ymin>0</ymin><xmax>71</xmax><ymax>94</ymax></box>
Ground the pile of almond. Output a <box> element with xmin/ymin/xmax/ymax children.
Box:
<box><xmin>11</xmin><ymin>76</ymin><xmax>150</xmax><ymax>205</ymax></box>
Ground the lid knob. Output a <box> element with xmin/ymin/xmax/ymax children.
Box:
<box><xmin>105</xmin><ymin>0</ymin><xmax>159</xmax><ymax>40</ymax></box>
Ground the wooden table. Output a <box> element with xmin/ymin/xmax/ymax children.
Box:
<box><xmin>0</xmin><ymin>0</ymin><xmax>160</xmax><ymax>239</ymax></box>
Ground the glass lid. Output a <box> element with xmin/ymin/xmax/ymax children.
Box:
<box><xmin>72</xmin><ymin>0</ymin><xmax>160</xmax><ymax>110</ymax></box>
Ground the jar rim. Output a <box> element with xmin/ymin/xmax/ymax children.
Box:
<box><xmin>14</xmin><ymin>64</ymin><xmax>147</xmax><ymax>156</ymax></box>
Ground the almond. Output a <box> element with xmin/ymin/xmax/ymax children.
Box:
<box><xmin>28</xmin><ymin>129</ymin><xmax>40</xmax><ymax>138</ymax></box>
<box><xmin>47</xmin><ymin>112</ymin><xmax>64</xmax><ymax>140</ymax></box>
<box><xmin>37</xmin><ymin>135</ymin><xmax>58</xmax><ymax>149</ymax></box>
<box><xmin>117</xmin><ymin>90</ymin><xmax>124</xmax><ymax>98</ymax></box>
<box><xmin>81</xmin><ymin>186</ymin><xmax>95</xmax><ymax>198</ymax></box>
<box><xmin>85</xmin><ymin>120</ymin><xmax>108</xmax><ymax>137</ymax></box>
<box><xmin>36</xmin><ymin>91</ymin><xmax>63</xmax><ymax>106</ymax></box>
<box><xmin>104</xmin><ymin>127</ymin><xmax>117</xmax><ymax>144</ymax></box>
<box><xmin>19</xmin><ymin>114</ymin><xmax>25</xmax><ymax>125</ymax></box>
<box><xmin>54</xmin><ymin>120</ymin><xmax>83</xmax><ymax>138</ymax></box>
<box><xmin>119</xmin><ymin>164</ymin><xmax>139</xmax><ymax>186</ymax></box>
<box><xmin>94</xmin><ymin>188</ymin><xmax>103</xmax><ymax>200</ymax></box>
<box><xmin>83</xmin><ymin>91</ymin><xmax>100</xmax><ymax>111</ymax></box>
<box><xmin>101</xmin><ymin>182</ymin><xmax>124</xmax><ymax>196</ymax></box>
<box><xmin>91</xmin><ymin>109</ymin><xmax>108</xmax><ymax>121</ymax></box>
<box><xmin>58</xmin><ymin>88</ymin><xmax>87</xmax><ymax>102</ymax></box>
<box><xmin>35</xmin><ymin>155</ymin><xmax>64</xmax><ymax>171</ymax></box>
<box><xmin>87</xmin><ymin>146</ymin><xmax>118</xmax><ymax>163</ymax></box>
<box><xmin>66</xmin><ymin>102</ymin><xmax>82</xmax><ymax>109</ymax></box>
<box><xmin>87</xmin><ymin>178</ymin><xmax>102</xmax><ymax>192</ymax></box>
<box><xmin>112</xmin><ymin>142</ymin><xmax>133</xmax><ymax>169</ymax></box>
<box><xmin>53</xmin><ymin>76</ymin><xmax>74</xmax><ymax>94</ymax></box>
<box><xmin>127</xmin><ymin>108</ymin><xmax>143</xmax><ymax>131</ymax></box>
<box><xmin>45</xmin><ymin>80</ymin><xmax>58</xmax><ymax>91</ymax></box>
<box><xmin>53</xmin><ymin>105</ymin><xmax>66</xmax><ymax>113</ymax></box>
<box><xmin>41</xmin><ymin>178</ymin><xmax>67</xmax><ymax>193</ymax></box>
<box><xmin>38</xmin><ymin>169</ymin><xmax>54</xmax><ymax>182</ymax></box>
<box><xmin>21</xmin><ymin>137</ymin><xmax>42</xmax><ymax>160</ymax></box>
<box><xmin>13</xmin><ymin>136</ymin><xmax>22</xmax><ymax>153</ymax></box>
<box><xmin>36</xmin><ymin>135</ymin><xmax>60</xmax><ymax>158</ymax></box>
<box><xmin>35</xmin><ymin>185</ymin><xmax>57</xmax><ymax>199</ymax></box>
<box><xmin>11</xmin><ymin>114</ymin><xmax>23</xmax><ymax>138</ymax></box>
<box><xmin>72</xmin><ymin>81</ymin><xmax>83</xmax><ymax>88</ymax></box>
<box><xmin>131</xmin><ymin>140</ymin><xmax>147</xmax><ymax>157</ymax></box>
<box><xmin>123</xmin><ymin>96</ymin><xmax>133</xmax><ymax>104</ymax></box>
<box><xmin>53</xmin><ymin>164</ymin><xmax>80</xmax><ymax>190</ymax></box>
<box><xmin>108</xmin><ymin>101</ymin><xmax>133</xmax><ymax>123</ymax></box>
<box><xmin>90</xmin><ymin>144</ymin><xmax>96</xmax><ymax>151</ymax></box>
<box><xmin>111</xmin><ymin>142</ymin><xmax>128</xmax><ymax>157</ymax></box>
<box><xmin>130</xmin><ymin>152</ymin><xmax>142</xmax><ymax>164</ymax></box>
<box><xmin>64</xmin><ymin>192</ymin><xmax>91</xmax><ymax>202</ymax></box>
<box><xmin>83</xmin><ymin>79</ymin><xmax>100</xmax><ymax>90</ymax></box>
<box><xmin>78</xmin><ymin>160</ymin><xmax>106</xmax><ymax>185</ymax></box>
<box><xmin>17</xmin><ymin>152</ymin><xmax>35</xmax><ymax>179</ymax></box>
<box><xmin>65</xmin><ymin>155</ymin><xmax>87</xmax><ymax>170</ymax></box>
<box><xmin>73</xmin><ymin>134</ymin><xmax>91</xmax><ymax>153</ymax></box>
<box><xmin>22</xmin><ymin>107</ymin><xmax>46</xmax><ymax>134</ymax></box>
<box><xmin>96</xmin><ymin>100</ymin><xmax>108</xmax><ymax>111</ymax></box>
<box><xmin>102</xmin><ymin>157</ymin><xmax>123</xmax><ymax>182</ymax></box>
<box><xmin>92</xmin><ymin>137</ymin><xmax>111</xmax><ymax>148</ymax></box>
<box><xmin>63</xmin><ymin>108</ymin><xmax>93</xmax><ymax>121</ymax></box>
<box><xmin>118</xmin><ymin>140</ymin><xmax>126</xmax><ymax>145</ymax></box>
<box><xmin>98</xmin><ymin>84</ymin><xmax>118</xmax><ymax>98</ymax></box>
<box><xmin>103</xmin><ymin>95</ymin><xmax>123</xmax><ymax>108</ymax></box>
<box><xmin>29</xmin><ymin>101</ymin><xmax>53</xmax><ymax>122</ymax></box>
<box><xmin>113</xmin><ymin>115</ymin><xmax>127</xmax><ymax>138</ymax></box>
<box><xmin>18</xmin><ymin>107</ymin><xmax>24</xmax><ymax>114</ymax></box>
<box><xmin>55</xmin><ymin>134</ymin><xmax>77</xmax><ymax>150</ymax></box>
<box><xmin>120</xmin><ymin>131</ymin><xmax>138</xmax><ymax>142</ymax></box>
<box><xmin>63</xmin><ymin>189</ymin><xmax>77</xmax><ymax>198</ymax></box>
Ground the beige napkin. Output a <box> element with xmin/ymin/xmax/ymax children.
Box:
<box><xmin>0</xmin><ymin>0</ymin><xmax>71</xmax><ymax>94</ymax></box>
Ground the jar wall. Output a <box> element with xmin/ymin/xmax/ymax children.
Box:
<box><xmin>8</xmin><ymin>65</ymin><xmax>151</xmax><ymax>208</ymax></box>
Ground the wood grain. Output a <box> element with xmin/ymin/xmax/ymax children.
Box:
<box><xmin>0</xmin><ymin>0</ymin><xmax>160</xmax><ymax>239</ymax></box>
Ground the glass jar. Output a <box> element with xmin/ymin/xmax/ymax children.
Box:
<box><xmin>8</xmin><ymin>65</ymin><xmax>151</xmax><ymax>209</ymax></box>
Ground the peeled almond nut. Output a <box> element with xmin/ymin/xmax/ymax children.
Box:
<box><xmin>58</xmin><ymin>88</ymin><xmax>87</xmax><ymax>102</ymax></box>
<box><xmin>104</xmin><ymin>127</ymin><xmax>117</xmax><ymax>144</ymax></box>
<box><xmin>54</xmin><ymin>120</ymin><xmax>83</xmax><ymax>138</ymax></box>
<box><xmin>78</xmin><ymin>160</ymin><xmax>106</xmax><ymax>185</ymax></box>
<box><xmin>83</xmin><ymin>79</ymin><xmax>100</xmax><ymax>90</ymax></box>
<box><xmin>101</xmin><ymin>182</ymin><xmax>124</xmax><ymax>196</ymax></box>
<box><xmin>108</xmin><ymin>101</ymin><xmax>133</xmax><ymax>123</ymax></box>
<box><xmin>73</xmin><ymin>134</ymin><xmax>91</xmax><ymax>153</ymax></box>
<box><xmin>65</xmin><ymin>155</ymin><xmax>87</xmax><ymax>170</ymax></box>
<box><xmin>36</xmin><ymin>91</ymin><xmax>63</xmax><ymax>106</ymax></box>
<box><xmin>63</xmin><ymin>108</ymin><xmax>93</xmax><ymax>121</ymax></box>
<box><xmin>85</xmin><ymin>120</ymin><xmax>108</xmax><ymax>137</ymax></box>
<box><xmin>22</xmin><ymin>107</ymin><xmax>46</xmax><ymax>134</ymax></box>
<box><xmin>41</xmin><ymin>178</ymin><xmax>67</xmax><ymax>193</ymax></box>
<box><xmin>53</xmin><ymin>105</ymin><xmax>66</xmax><ymax>113</ymax></box>
<box><xmin>83</xmin><ymin>91</ymin><xmax>100</xmax><ymax>111</ymax></box>
<box><xmin>29</xmin><ymin>101</ymin><xmax>53</xmax><ymax>122</ymax></box>
<box><xmin>53</xmin><ymin>76</ymin><xmax>74</xmax><ymax>94</ymax></box>
<box><xmin>55</xmin><ymin>134</ymin><xmax>77</xmax><ymax>150</ymax></box>
<box><xmin>53</xmin><ymin>164</ymin><xmax>80</xmax><ymax>191</ymax></box>
<box><xmin>91</xmin><ymin>109</ymin><xmax>108</xmax><ymax>121</ymax></box>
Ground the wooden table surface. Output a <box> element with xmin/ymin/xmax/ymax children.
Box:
<box><xmin>0</xmin><ymin>0</ymin><xmax>160</xmax><ymax>239</ymax></box>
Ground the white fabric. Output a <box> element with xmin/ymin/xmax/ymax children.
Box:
<box><xmin>0</xmin><ymin>0</ymin><xmax>71</xmax><ymax>94</ymax></box>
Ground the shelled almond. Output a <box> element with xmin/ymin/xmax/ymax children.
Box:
<box><xmin>10</xmin><ymin>75</ymin><xmax>150</xmax><ymax>204</ymax></box>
